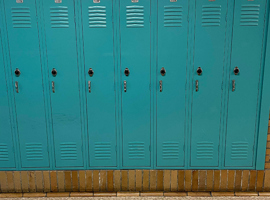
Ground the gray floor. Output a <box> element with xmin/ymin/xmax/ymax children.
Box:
<box><xmin>2</xmin><ymin>197</ymin><xmax>270</xmax><ymax>200</ymax></box>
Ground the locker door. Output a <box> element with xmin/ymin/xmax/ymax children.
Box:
<box><xmin>120</xmin><ymin>0</ymin><xmax>151</xmax><ymax>167</ymax></box>
<box><xmin>81</xmin><ymin>0</ymin><xmax>117</xmax><ymax>167</ymax></box>
<box><xmin>191</xmin><ymin>0</ymin><xmax>228</xmax><ymax>167</ymax></box>
<box><xmin>42</xmin><ymin>0</ymin><xmax>84</xmax><ymax>168</ymax></box>
<box><xmin>225</xmin><ymin>0</ymin><xmax>267</xmax><ymax>168</ymax></box>
<box><xmin>3</xmin><ymin>0</ymin><xmax>50</xmax><ymax>168</ymax></box>
<box><xmin>156</xmin><ymin>0</ymin><xmax>188</xmax><ymax>167</ymax></box>
<box><xmin>0</xmin><ymin>32</ymin><xmax>16</xmax><ymax>169</ymax></box>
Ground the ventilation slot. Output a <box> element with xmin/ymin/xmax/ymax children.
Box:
<box><xmin>164</xmin><ymin>5</ymin><xmax>183</xmax><ymax>27</ymax></box>
<box><xmin>202</xmin><ymin>5</ymin><xmax>221</xmax><ymax>27</ymax></box>
<box><xmin>240</xmin><ymin>4</ymin><xmax>260</xmax><ymax>26</ymax></box>
<box><xmin>162</xmin><ymin>142</ymin><xmax>179</xmax><ymax>159</ymax></box>
<box><xmin>0</xmin><ymin>144</ymin><xmax>9</xmax><ymax>161</ymax></box>
<box><xmin>231</xmin><ymin>142</ymin><xmax>248</xmax><ymax>160</ymax></box>
<box><xmin>126</xmin><ymin>6</ymin><xmax>144</xmax><ymax>28</ymax></box>
<box><xmin>60</xmin><ymin>143</ymin><xmax>77</xmax><ymax>160</ymax></box>
<box><xmin>26</xmin><ymin>143</ymin><xmax>43</xmax><ymax>161</ymax></box>
<box><xmin>196</xmin><ymin>142</ymin><xmax>214</xmax><ymax>159</ymax></box>
<box><xmin>11</xmin><ymin>7</ymin><xmax>31</xmax><ymax>28</ymax></box>
<box><xmin>89</xmin><ymin>6</ymin><xmax>107</xmax><ymax>28</ymax></box>
<box><xmin>50</xmin><ymin>6</ymin><xmax>69</xmax><ymax>28</ymax></box>
<box><xmin>128</xmin><ymin>142</ymin><xmax>145</xmax><ymax>159</ymax></box>
<box><xmin>94</xmin><ymin>142</ymin><xmax>111</xmax><ymax>160</ymax></box>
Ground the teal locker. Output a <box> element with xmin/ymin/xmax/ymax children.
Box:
<box><xmin>190</xmin><ymin>0</ymin><xmax>228</xmax><ymax>167</ymax></box>
<box><xmin>156</xmin><ymin>0</ymin><xmax>189</xmax><ymax>167</ymax></box>
<box><xmin>120</xmin><ymin>0</ymin><xmax>151</xmax><ymax>167</ymax></box>
<box><xmin>3</xmin><ymin>0</ymin><xmax>50</xmax><ymax>168</ymax></box>
<box><xmin>81</xmin><ymin>0</ymin><xmax>117</xmax><ymax>167</ymax></box>
<box><xmin>225</xmin><ymin>0</ymin><xmax>268</xmax><ymax>167</ymax></box>
<box><xmin>41</xmin><ymin>0</ymin><xmax>84</xmax><ymax>168</ymax></box>
<box><xmin>0</xmin><ymin>29</ymin><xmax>16</xmax><ymax>169</ymax></box>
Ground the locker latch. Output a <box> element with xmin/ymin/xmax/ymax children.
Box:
<box><xmin>124</xmin><ymin>81</ymin><xmax>127</xmax><ymax>92</ymax></box>
<box><xmin>55</xmin><ymin>0</ymin><xmax>62</xmax><ymax>3</ymax></box>
<box><xmin>15</xmin><ymin>81</ymin><xmax>19</xmax><ymax>93</ymax></box>
<box><xmin>159</xmin><ymin>80</ymin><xmax>163</xmax><ymax>92</ymax></box>
<box><xmin>232</xmin><ymin>80</ymin><xmax>235</xmax><ymax>92</ymax></box>
<box><xmin>93</xmin><ymin>0</ymin><xmax>100</xmax><ymax>3</ymax></box>
<box><xmin>88</xmin><ymin>81</ymin><xmax>91</xmax><ymax>93</ymax></box>
<box><xmin>195</xmin><ymin>80</ymin><xmax>199</xmax><ymax>92</ymax></box>
<box><xmin>16</xmin><ymin>0</ymin><xmax>23</xmax><ymax>3</ymax></box>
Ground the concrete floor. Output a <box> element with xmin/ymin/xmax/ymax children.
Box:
<box><xmin>2</xmin><ymin>197</ymin><xmax>270</xmax><ymax>200</ymax></box>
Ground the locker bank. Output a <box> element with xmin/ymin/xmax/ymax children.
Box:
<box><xmin>0</xmin><ymin>0</ymin><xmax>270</xmax><ymax>171</ymax></box>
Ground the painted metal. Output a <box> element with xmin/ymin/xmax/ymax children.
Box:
<box><xmin>190</xmin><ymin>0</ymin><xmax>228</xmax><ymax>167</ymax></box>
<box><xmin>225</xmin><ymin>0</ymin><xmax>268</xmax><ymax>168</ymax></box>
<box><xmin>0</xmin><ymin>0</ymin><xmax>269</xmax><ymax>170</ymax></box>
<box><xmin>3</xmin><ymin>0</ymin><xmax>50</xmax><ymax>169</ymax></box>
<box><xmin>81</xmin><ymin>0</ymin><xmax>118</xmax><ymax>167</ymax></box>
<box><xmin>0</xmin><ymin>28</ymin><xmax>16</xmax><ymax>169</ymax></box>
<box><xmin>156</xmin><ymin>0</ymin><xmax>188</xmax><ymax>167</ymax></box>
<box><xmin>120</xmin><ymin>0</ymin><xmax>152</xmax><ymax>167</ymax></box>
<box><xmin>41</xmin><ymin>0</ymin><xmax>84</xmax><ymax>168</ymax></box>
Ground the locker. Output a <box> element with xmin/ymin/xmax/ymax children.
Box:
<box><xmin>81</xmin><ymin>0</ymin><xmax>117</xmax><ymax>167</ymax></box>
<box><xmin>0</xmin><ymin>31</ymin><xmax>16</xmax><ymax>169</ymax></box>
<box><xmin>225</xmin><ymin>0</ymin><xmax>268</xmax><ymax>167</ymax></box>
<box><xmin>156</xmin><ymin>0</ymin><xmax>189</xmax><ymax>167</ymax></box>
<box><xmin>3</xmin><ymin>0</ymin><xmax>50</xmax><ymax>168</ymax></box>
<box><xmin>190</xmin><ymin>0</ymin><xmax>228</xmax><ymax>167</ymax></box>
<box><xmin>120</xmin><ymin>0</ymin><xmax>151</xmax><ymax>167</ymax></box>
<box><xmin>42</xmin><ymin>0</ymin><xmax>84</xmax><ymax>168</ymax></box>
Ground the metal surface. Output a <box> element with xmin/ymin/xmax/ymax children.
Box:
<box><xmin>0</xmin><ymin>0</ymin><xmax>269</xmax><ymax>170</ymax></box>
<box><xmin>2</xmin><ymin>0</ymin><xmax>50</xmax><ymax>169</ymax></box>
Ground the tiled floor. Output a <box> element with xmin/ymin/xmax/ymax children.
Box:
<box><xmin>1</xmin><ymin>198</ymin><xmax>270</xmax><ymax>200</ymax></box>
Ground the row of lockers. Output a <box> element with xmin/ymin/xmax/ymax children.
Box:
<box><xmin>0</xmin><ymin>0</ymin><xmax>269</xmax><ymax>170</ymax></box>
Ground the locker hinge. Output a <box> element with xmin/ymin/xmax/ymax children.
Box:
<box><xmin>149</xmin><ymin>145</ymin><xmax>151</xmax><ymax>151</ymax></box>
<box><xmin>115</xmin><ymin>145</ymin><xmax>117</xmax><ymax>152</ymax></box>
<box><xmin>149</xmin><ymin>84</ymin><xmax>151</xmax><ymax>90</ymax></box>
<box><xmin>112</xmin><ymin>16</ymin><xmax>114</xmax><ymax>24</ymax></box>
<box><xmin>12</xmin><ymin>147</ymin><xmax>15</xmax><ymax>153</ymax></box>
<box><xmin>81</xmin><ymin>146</ymin><xmax>83</xmax><ymax>152</ymax></box>
<box><xmin>183</xmin><ymin>145</ymin><xmax>185</xmax><ymax>152</ymax></box>
<box><xmin>149</xmin><ymin>16</ymin><xmax>151</xmax><ymax>23</ymax></box>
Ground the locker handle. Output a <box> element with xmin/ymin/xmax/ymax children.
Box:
<box><xmin>195</xmin><ymin>80</ymin><xmax>198</xmax><ymax>92</ymax></box>
<box><xmin>88</xmin><ymin>81</ymin><xmax>91</xmax><ymax>93</ymax></box>
<box><xmin>15</xmin><ymin>81</ymin><xmax>19</xmax><ymax>93</ymax></box>
<box><xmin>159</xmin><ymin>80</ymin><xmax>163</xmax><ymax>92</ymax></box>
<box><xmin>232</xmin><ymin>80</ymin><xmax>235</xmax><ymax>92</ymax></box>
<box><xmin>124</xmin><ymin>81</ymin><xmax>127</xmax><ymax>92</ymax></box>
<box><xmin>52</xmin><ymin>81</ymin><xmax>55</xmax><ymax>93</ymax></box>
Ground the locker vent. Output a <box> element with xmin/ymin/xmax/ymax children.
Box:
<box><xmin>50</xmin><ymin>6</ymin><xmax>69</xmax><ymax>28</ymax></box>
<box><xmin>128</xmin><ymin>142</ymin><xmax>145</xmax><ymax>159</ymax></box>
<box><xmin>231</xmin><ymin>142</ymin><xmax>248</xmax><ymax>160</ymax></box>
<box><xmin>11</xmin><ymin>7</ymin><xmax>32</xmax><ymax>28</ymax></box>
<box><xmin>0</xmin><ymin>144</ymin><xmax>9</xmax><ymax>161</ymax></box>
<box><xmin>60</xmin><ymin>143</ymin><xmax>77</xmax><ymax>160</ymax></box>
<box><xmin>240</xmin><ymin>4</ymin><xmax>260</xmax><ymax>26</ymax></box>
<box><xmin>26</xmin><ymin>143</ymin><xmax>43</xmax><ymax>161</ymax></box>
<box><xmin>94</xmin><ymin>142</ymin><xmax>111</xmax><ymax>160</ymax></box>
<box><xmin>126</xmin><ymin>6</ymin><xmax>144</xmax><ymax>28</ymax></box>
<box><xmin>89</xmin><ymin>6</ymin><xmax>107</xmax><ymax>28</ymax></box>
<box><xmin>202</xmin><ymin>5</ymin><xmax>221</xmax><ymax>27</ymax></box>
<box><xmin>162</xmin><ymin>142</ymin><xmax>179</xmax><ymax>159</ymax></box>
<box><xmin>196</xmin><ymin>142</ymin><xmax>214</xmax><ymax>159</ymax></box>
<box><xmin>164</xmin><ymin>5</ymin><xmax>183</xmax><ymax>27</ymax></box>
